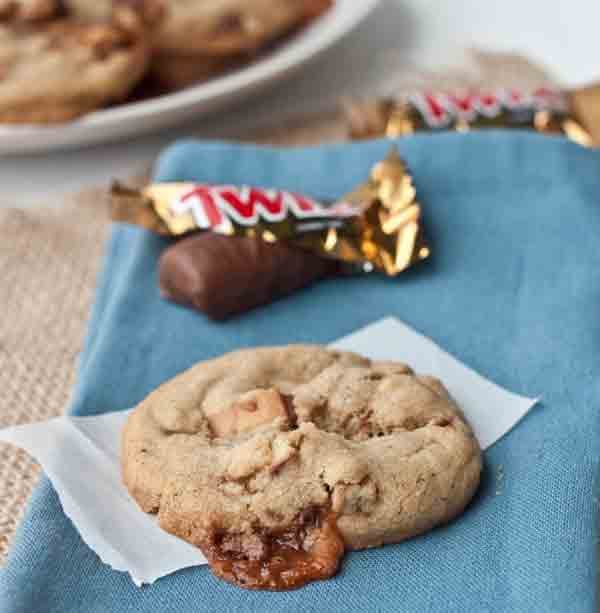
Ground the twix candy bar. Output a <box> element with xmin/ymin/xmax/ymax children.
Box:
<box><xmin>112</xmin><ymin>149</ymin><xmax>429</xmax><ymax>319</ymax></box>
<box><xmin>344</xmin><ymin>84</ymin><xmax>600</xmax><ymax>146</ymax></box>
<box><xmin>111</xmin><ymin>148</ymin><xmax>430</xmax><ymax>277</ymax></box>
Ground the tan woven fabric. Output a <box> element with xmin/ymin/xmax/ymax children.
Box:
<box><xmin>0</xmin><ymin>52</ymin><xmax>552</xmax><ymax>563</ymax></box>
<box><xmin>0</xmin><ymin>190</ymin><xmax>110</xmax><ymax>559</ymax></box>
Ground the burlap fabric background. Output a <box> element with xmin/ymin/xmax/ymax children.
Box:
<box><xmin>0</xmin><ymin>52</ymin><xmax>552</xmax><ymax>562</ymax></box>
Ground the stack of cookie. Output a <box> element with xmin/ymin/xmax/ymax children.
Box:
<box><xmin>0</xmin><ymin>0</ymin><xmax>332</xmax><ymax>123</ymax></box>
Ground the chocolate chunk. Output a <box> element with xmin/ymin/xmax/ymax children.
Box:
<box><xmin>158</xmin><ymin>233</ymin><xmax>339</xmax><ymax>320</ymax></box>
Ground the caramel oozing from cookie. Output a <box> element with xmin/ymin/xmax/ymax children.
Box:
<box><xmin>203</xmin><ymin>508</ymin><xmax>344</xmax><ymax>591</ymax></box>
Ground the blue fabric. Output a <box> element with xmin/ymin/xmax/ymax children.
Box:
<box><xmin>1</xmin><ymin>132</ymin><xmax>599</xmax><ymax>613</ymax></box>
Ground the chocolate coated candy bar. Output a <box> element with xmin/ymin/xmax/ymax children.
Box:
<box><xmin>159</xmin><ymin>233</ymin><xmax>339</xmax><ymax>320</ymax></box>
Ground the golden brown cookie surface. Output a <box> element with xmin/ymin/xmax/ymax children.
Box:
<box><xmin>149</xmin><ymin>52</ymin><xmax>240</xmax><ymax>90</ymax></box>
<box><xmin>152</xmin><ymin>0</ymin><xmax>331</xmax><ymax>57</ymax></box>
<box><xmin>54</xmin><ymin>0</ymin><xmax>332</xmax><ymax>56</ymax></box>
<box><xmin>0</xmin><ymin>0</ymin><xmax>61</xmax><ymax>22</ymax></box>
<box><xmin>122</xmin><ymin>345</ymin><xmax>481</xmax><ymax>590</ymax></box>
<box><xmin>0</xmin><ymin>18</ymin><xmax>148</xmax><ymax>122</ymax></box>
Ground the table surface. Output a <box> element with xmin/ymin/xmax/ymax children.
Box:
<box><xmin>1</xmin><ymin>0</ymin><xmax>599</xmax><ymax>207</ymax></box>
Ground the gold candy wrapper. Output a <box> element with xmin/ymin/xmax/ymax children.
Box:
<box><xmin>111</xmin><ymin>148</ymin><xmax>429</xmax><ymax>276</ymax></box>
<box><xmin>344</xmin><ymin>84</ymin><xmax>600</xmax><ymax>147</ymax></box>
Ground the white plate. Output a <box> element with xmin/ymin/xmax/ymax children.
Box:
<box><xmin>0</xmin><ymin>0</ymin><xmax>379</xmax><ymax>155</ymax></box>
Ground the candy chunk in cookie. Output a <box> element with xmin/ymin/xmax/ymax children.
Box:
<box><xmin>208</xmin><ymin>388</ymin><xmax>290</xmax><ymax>438</ymax></box>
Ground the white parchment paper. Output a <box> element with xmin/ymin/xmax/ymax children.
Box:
<box><xmin>0</xmin><ymin>317</ymin><xmax>538</xmax><ymax>586</ymax></box>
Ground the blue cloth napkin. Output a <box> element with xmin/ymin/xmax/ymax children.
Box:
<box><xmin>1</xmin><ymin>132</ymin><xmax>599</xmax><ymax>613</ymax></box>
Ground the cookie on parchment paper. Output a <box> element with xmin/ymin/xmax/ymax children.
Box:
<box><xmin>122</xmin><ymin>345</ymin><xmax>482</xmax><ymax>590</ymax></box>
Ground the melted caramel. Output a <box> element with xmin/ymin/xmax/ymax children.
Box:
<box><xmin>201</xmin><ymin>508</ymin><xmax>344</xmax><ymax>590</ymax></box>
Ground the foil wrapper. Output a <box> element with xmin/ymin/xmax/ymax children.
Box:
<box><xmin>111</xmin><ymin>148</ymin><xmax>429</xmax><ymax>276</ymax></box>
<box><xmin>344</xmin><ymin>85</ymin><xmax>600</xmax><ymax>147</ymax></box>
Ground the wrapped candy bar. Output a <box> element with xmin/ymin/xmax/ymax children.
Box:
<box><xmin>344</xmin><ymin>84</ymin><xmax>600</xmax><ymax>146</ymax></box>
<box><xmin>111</xmin><ymin>149</ymin><xmax>430</xmax><ymax>319</ymax></box>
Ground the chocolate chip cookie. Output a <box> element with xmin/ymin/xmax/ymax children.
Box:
<box><xmin>0</xmin><ymin>17</ymin><xmax>148</xmax><ymax>122</ymax></box>
<box><xmin>39</xmin><ymin>0</ymin><xmax>332</xmax><ymax>91</ymax></box>
<box><xmin>152</xmin><ymin>0</ymin><xmax>329</xmax><ymax>57</ymax></box>
<box><xmin>122</xmin><ymin>345</ymin><xmax>481</xmax><ymax>590</ymax></box>
<box><xmin>148</xmin><ymin>0</ymin><xmax>332</xmax><ymax>88</ymax></box>
<box><xmin>57</xmin><ymin>0</ymin><xmax>330</xmax><ymax>55</ymax></box>
<box><xmin>150</xmin><ymin>51</ymin><xmax>240</xmax><ymax>90</ymax></box>
<box><xmin>0</xmin><ymin>0</ymin><xmax>61</xmax><ymax>22</ymax></box>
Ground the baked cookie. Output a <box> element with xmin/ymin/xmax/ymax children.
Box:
<box><xmin>39</xmin><ymin>0</ymin><xmax>332</xmax><ymax>91</ymax></box>
<box><xmin>0</xmin><ymin>0</ymin><xmax>61</xmax><ymax>22</ymax></box>
<box><xmin>150</xmin><ymin>52</ymin><xmax>240</xmax><ymax>90</ymax></box>
<box><xmin>61</xmin><ymin>0</ymin><xmax>164</xmax><ymax>27</ymax></box>
<box><xmin>122</xmin><ymin>345</ymin><xmax>481</xmax><ymax>590</ymax></box>
<box><xmin>152</xmin><ymin>0</ymin><xmax>332</xmax><ymax>57</ymax></box>
<box><xmin>0</xmin><ymin>18</ymin><xmax>149</xmax><ymax>122</ymax></box>
<box><xmin>57</xmin><ymin>0</ymin><xmax>331</xmax><ymax>55</ymax></box>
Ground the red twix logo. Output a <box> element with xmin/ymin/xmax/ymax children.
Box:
<box><xmin>409</xmin><ymin>87</ymin><xmax>567</xmax><ymax>128</ymax></box>
<box><xmin>169</xmin><ymin>184</ymin><xmax>359</xmax><ymax>233</ymax></box>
